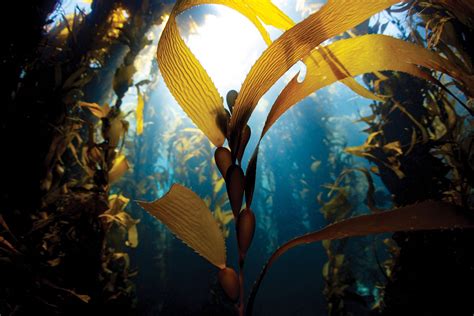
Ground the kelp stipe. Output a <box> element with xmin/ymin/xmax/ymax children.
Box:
<box><xmin>138</xmin><ymin>0</ymin><xmax>474</xmax><ymax>315</ymax></box>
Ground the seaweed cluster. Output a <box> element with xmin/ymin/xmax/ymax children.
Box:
<box><xmin>1</xmin><ymin>0</ymin><xmax>171</xmax><ymax>314</ymax></box>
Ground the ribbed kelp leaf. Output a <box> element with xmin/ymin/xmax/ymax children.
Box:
<box><xmin>136</xmin><ymin>90</ymin><xmax>144</xmax><ymax>135</ymax></box>
<box><xmin>230</xmin><ymin>0</ymin><xmax>402</xmax><ymax>133</ymax></box>
<box><xmin>246</xmin><ymin>201</ymin><xmax>474</xmax><ymax>315</ymax></box>
<box><xmin>138</xmin><ymin>184</ymin><xmax>226</xmax><ymax>269</ymax></box>
<box><xmin>157</xmin><ymin>0</ymin><xmax>293</xmax><ymax>146</ymax></box>
<box><xmin>262</xmin><ymin>34</ymin><xmax>473</xmax><ymax>137</ymax></box>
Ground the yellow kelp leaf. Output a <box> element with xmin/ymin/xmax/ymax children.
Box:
<box><xmin>157</xmin><ymin>3</ymin><xmax>225</xmax><ymax>146</ymax></box>
<box><xmin>79</xmin><ymin>101</ymin><xmax>110</xmax><ymax>118</ymax></box>
<box><xmin>241</xmin><ymin>0</ymin><xmax>294</xmax><ymax>33</ymax></box>
<box><xmin>108</xmin><ymin>194</ymin><xmax>130</xmax><ymax>215</ymax></box>
<box><xmin>261</xmin><ymin>34</ymin><xmax>474</xmax><ymax>136</ymax></box>
<box><xmin>230</xmin><ymin>0</ymin><xmax>402</xmax><ymax>133</ymax></box>
<box><xmin>138</xmin><ymin>184</ymin><xmax>226</xmax><ymax>269</ymax></box>
<box><xmin>136</xmin><ymin>90</ymin><xmax>144</xmax><ymax>135</ymax></box>
<box><xmin>127</xmin><ymin>223</ymin><xmax>139</xmax><ymax>248</ymax></box>
<box><xmin>384</xmin><ymin>141</ymin><xmax>403</xmax><ymax>155</ymax></box>
<box><xmin>114</xmin><ymin>212</ymin><xmax>140</xmax><ymax>248</ymax></box>
<box><xmin>157</xmin><ymin>0</ymin><xmax>293</xmax><ymax>146</ymax></box>
<box><xmin>109</xmin><ymin>154</ymin><xmax>129</xmax><ymax>184</ymax></box>
<box><xmin>213</xmin><ymin>177</ymin><xmax>225</xmax><ymax>194</ymax></box>
<box><xmin>214</xmin><ymin>205</ymin><xmax>234</xmax><ymax>238</ymax></box>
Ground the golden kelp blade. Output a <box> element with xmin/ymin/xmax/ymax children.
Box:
<box><xmin>109</xmin><ymin>154</ymin><xmax>130</xmax><ymax>184</ymax></box>
<box><xmin>138</xmin><ymin>184</ymin><xmax>226</xmax><ymax>269</ymax></box>
<box><xmin>241</xmin><ymin>0</ymin><xmax>294</xmax><ymax>34</ymax></box>
<box><xmin>261</xmin><ymin>34</ymin><xmax>472</xmax><ymax>136</ymax></box>
<box><xmin>136</xmin><ymin>90</ymin><xmax>144</xmax><ymax>135</ymax></box>
<box><xmin>230</xmin><ymin>0</ymin><xmax>403</xmax><ymax>133</ymax></box>
<box><xmin>246</xmin><ymin>201</ymin><xmax>474</xmax><ymax>315</ymax></box>
<box><xmin>158</xmin><ymin>6</ymin><xmax>225</xmax><ymax>146</ymax></box>
<box><xmin>157</xmin><ymin>0</ymin><xmax>293</xmax><ymax>146</ymax></box>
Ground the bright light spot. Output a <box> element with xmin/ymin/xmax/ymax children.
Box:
<box><xmin>182</xmin><ymin>7</ymin><xmax>267</xmax><ymax>96</ymax></box>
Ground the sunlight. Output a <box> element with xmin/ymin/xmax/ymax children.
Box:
<box><xmin>182</xmin><ymin>7</ymin><xmax>267</xmax><ymax>97</ymax></box>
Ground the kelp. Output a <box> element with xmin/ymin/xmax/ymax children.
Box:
<box><xmin>246</xmin><ymin>201</ymin><xmax>474</xmax><ymax>314</ymax></box>
<box><xmin>136</xmin><ymin>88</ymin><xmax>145</xmax><ymax>135</ymax></box>
<box><xmin>157</xmin><ymin>0</ymin><xmax>293</xmax><ymax>146</ymax></box>
<box><xmin>0</xmin><ymin>0</ymin><xmax>167</xmax><ymax>313</ymax></box>
<box><xmin>345</xmin><ymin>131</ymin><xmax>406</xmax><ymax>179</ymax></box>
<box><xmin>138</xmin><ymin>184</ymin><xmax>227</xmax><ymax>269</ymax></box>
<box><xmin>230</xmin><ymin>0</ymin><xmax>402</xmax><ymax>133</ymax></box>
<box><xmin>149</xmin><ymin>0</ymin><xmax>474</xmax><ymax>314</ymax></box>
<box><xmin>356</xmin><ymin>4</ymin><xmax>474</xmax><ymax>313</ymax></box>
<box><xmin>261</xmin><ymin>34</ymin><xmax>474</xmax><ymax>136</ymax></box>
<box><xmin>109</xmin><ymin>154</ymin><xmax>130</xmax><ymax>184</ymax></box>
<box><xmin>100</xmin><ymin>194</ymin><xmax>139</xmax><ymax>248</ymax></box>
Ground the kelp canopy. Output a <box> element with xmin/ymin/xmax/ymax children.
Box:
<box><xmin>1</xmin><ymin>0</ymin><xmax>474</xmax><ymax>315</ymax></box>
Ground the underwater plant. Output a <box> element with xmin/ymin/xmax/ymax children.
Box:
<box><xmin>138</xmin><ymin>0</ymin><xmax>474</xmax><ymax>314</ymax></box>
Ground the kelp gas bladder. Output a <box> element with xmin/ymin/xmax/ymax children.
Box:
<box><xmin>138</xmin><ymin>0</ymin><xmax>474</xmax><ymax>315</ymax></box>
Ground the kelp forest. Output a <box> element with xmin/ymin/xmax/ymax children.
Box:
<box><xmin>2</xmin><ymin>0</ymin><xmax>474</xmax><ymax>315</ymax></box>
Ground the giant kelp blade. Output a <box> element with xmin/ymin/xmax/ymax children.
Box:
<box><xmin>157</xmin><ymin>3</ymin><xmax>226</xmax><ymax>146</ymax></box>
<box><xmin>242</xmin><ymin>0</ymin><xmax>294</xmax><ymax>33</ymax></box>
<box><xmin>246</xmin><ymin>201</ymin><xmax>474</xmax><ymax>315</ymax></box>
<box><xmin>156</xmin><ymin>0</ymin><xmax>294</xmax><ymax>146</ymax></box>
<box><xmin>109</xmin><ymin>154</ymin><xmax>129</xmax><ymax>184</ymax></box>
<box><xmin>261</xmin><ymin>34</ymin><xmax>474</xmax><ymax>137</ymax></box>
<box><xmin>230</xmin><ymin>0</ymin><xmax>402</xmax><ymax>133</ymax></box>
<box><xmin>138</xmin><ymin>184</ymin><xmax>226</xmax><ymax>269</ymax></box>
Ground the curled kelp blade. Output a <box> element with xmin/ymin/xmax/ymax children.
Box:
<box><xmin>138</xmin><ymin>184</ymin><xmax>226</xmax><ymax>269</ymax></box>
<box><xmin>230</xmin><ymin>0</ymin><xmax>402</xmax><ymax>134</ymax></box>
<box><xmin>156</xmin><ymin>0</ymin><xmax>293</xmax><ymax>147</ymax></box>
<box><xmin>261</xmin><ymin>34</ymin><xmax>474</xmax><ymax>136</ymax></box>
<box><xmin>246</xmin><ymin>201</ymin><xmax>474</xmax><ymax>315</ymax></box>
